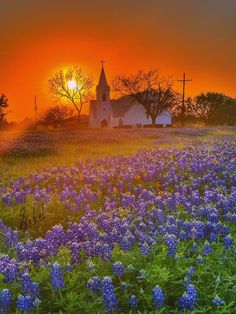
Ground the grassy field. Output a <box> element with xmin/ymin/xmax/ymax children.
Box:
<box><xmin>0</xmin><ymin>126</ymin><xmax>236</xmax><ymax>313</ymax></box>
<box><xmin>0</xmin><ymin>126</ymin><xmax>235</xmax><ymax>183</ymax></box>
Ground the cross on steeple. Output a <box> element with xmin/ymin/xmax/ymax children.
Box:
<box><xmin>100</xmin><ymin>60</ymin><xmax>105</xmax><ymax>68</ymax></box>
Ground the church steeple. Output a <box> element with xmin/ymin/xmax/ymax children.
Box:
<box><xmin>95</xmin><ymin>62</ymin><xmax>111</xmax><ymax>127</ymax></box>
<box><xmin>98</xmin><ymin>63</ymin><xmax>108</xmax><ymax>87</ymax></box>
<box><xmin>96</xmin><ymin>62</ymin><xmax>110</xmax><ymax>102</ymax></box>
<box><xmin>97</xmin><ymin>62</ymin><xmax>109</xmax><ymax>89</ymax></box>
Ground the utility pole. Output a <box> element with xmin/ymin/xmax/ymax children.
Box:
<box><xmin>34</xmin><ymin>96</ymin><xmax>38</xmax><ymax>123</ymax></box>
<box><xmin>177</xmin><ymin>73</ymin><xmax>192</xmax><ymax>126</ymax></box>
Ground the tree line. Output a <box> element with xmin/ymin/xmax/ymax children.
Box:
<box><xmin>0</xmin><ymin>67</ymin><xmax>235</xmax><ymax>127</ymax></box>
<box><xmin>112</xmin><ymin>70</ymin><xmax>236</xmax><ymax>126</ymax></box>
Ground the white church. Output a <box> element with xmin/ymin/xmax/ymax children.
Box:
<box><xmin>89</xmin><ymin>65</ymin><xmax>172</xmax><ymax>128</ymax></box>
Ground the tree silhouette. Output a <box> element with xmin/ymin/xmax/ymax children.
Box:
<box><xmin>0</xmin><ymin>94</ymin><xmax>9</xmax><ymax>122</ymax></box>
<box><xmin>40</xmin><ymin>105</ymin><xmax>74</xmax><ymax>128</ymax></box>
<box><xmin>185</xmin><ymin>92</ymin><xmax>226</xmax><ymax>123</ymax></box>
<box><xmin>48</xmin><ymin>67</ymin><xmax>93</xmax><ymax>121</ymax></box>
<box><xmin>113</xmin><ymin>70</ymin><xmax>177</xmax><ymax>125</ymax></box>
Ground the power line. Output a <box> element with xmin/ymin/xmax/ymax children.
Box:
<box><xmin>177</xmin><ymin>73</ymin><xmax>192</xmax><ymax>126</ymax></box>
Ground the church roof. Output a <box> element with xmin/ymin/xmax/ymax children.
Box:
<box><xmin>110</xmin><ymin>96</ymin><xmax>136</xmax><ymax>117</ymax></box>
<box><xmin>97</xmin><ymin>65</ymin><xmax>109</xmax><ymax>88</ymax></box>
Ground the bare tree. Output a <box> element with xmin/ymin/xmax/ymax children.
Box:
<box><xmin>113</xmin><ymin>70</ymin><xmax>177</xmax><ymax>125</ymax></box>
<box><xmin>48</xmin><ymin>67</ymin><xmax>93</xmax><ymax>121</ymax></box>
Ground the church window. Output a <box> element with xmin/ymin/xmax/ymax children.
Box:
<box><xmin>102</xmin><ymin>93</ymin><xmax>106</xmax><ymax>101</ymax></box>
<box><xmin>103</xmin><ymin>107</ymin><xmax>105</xmax><ymax>111</ymax></box>
<box><xmin>118</xmin><ymin>118</ymin><xmax>123</xmax><ymax>127</ymax></box>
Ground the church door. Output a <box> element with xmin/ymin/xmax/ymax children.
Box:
<box><xmin>101</xmin><ymin>119</ymin><xmax>108</xmax><ymax>128</ymax></box>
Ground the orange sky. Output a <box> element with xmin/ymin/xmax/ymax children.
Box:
<box><xmin>0</xmin><ymin>0</ymin><xmax>235</xmax><ymax>121</ymax></box>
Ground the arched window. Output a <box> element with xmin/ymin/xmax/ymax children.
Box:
<box><xmin>102</xmin><ymin>93</ymin><xmax>106</xmax><ymax>101</ymax></box>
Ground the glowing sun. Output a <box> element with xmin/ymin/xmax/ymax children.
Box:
<box><xmin>67</xmin><ymin>80</ymin><xmax>77</xmax><ymax>90</ymax></box>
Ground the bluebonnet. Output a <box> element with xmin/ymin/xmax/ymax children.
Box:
<box><xmin>101</xmin><ymin>243</ymin><xmax>112</xmax><ymax>261</ymax></box>
<box><xmin>187</xmin><ymin>266</ymin><xmax>195</xmax><ymax>277</ymax></box>
<box><xmin>112</xmin><ymin>261</ymin><xmax>124</xmax><ymax>276</ymax></box>
<box><xmin>70</xmin><ymin>242</ymin><xmax>81</xmax><ymax>264</ymax></box>
<box><xmin>0</xmin><ymin>140</ymin><xmax>235</xmax><ymax>313</ymax></box>
<box><xmin>16</xmin><ymin>295</ymin><xmax>36</xmax><ymax>312</ymax></box>
<box><xmin>202</xmin><ymin>241</ymin><xmax>213</xmax><ymax>256</ymax></box>
<box><xmin>101</xmin><ymin>276</ymin><xmax>118</xmax><ymax>312</ymax></box>
<box><xmin>178</xmin><ymin>284</ymin><xmax>198</xmax><ymax>310</ymax></box>
<box><xmin>209</xmin><ymin>232</ymin><xmax>217</xmax><ymax>243</ymax></box>
<box><xmin>190</xmin><ymin>243</ymin><xmax>199</xmax><ymax>253</ymax></box>
<box><xmin>50</xmin><ymin>262</ymin><xmax>64</xmax><ymax>291</ymax></box>
<box><xmin>0</xmin><ymin>255</ymin><xmax>20</xmax><ymax>283</ymax></box>
<box><xmin>21</xmin><ymin>273</ymin><xmax>40</xmax><ymax>299</ymax></box>
<box><xmin>5</xmin><ymin>230</ymin><xmax>19</xmax><ymax>248</ymax></box>
<box><xmin>87</xmin><ymin>260</ymin><xmax>97</xmax><ymax>272</ymax></box>
<box><xmin>0</xmin><ymin>289</ymin><xmax>12</xmax><ymax>313</ymax></box>
<box><xmin>64</xmin><ymin>263</ymin><xmax>73</xmax><ymax>272</ymax></box>
<box><xmin>163</xmin><ymin>234</ymin><xmax>178</xmax><ymax>257</ymax></box>
<box><xmin>152</xmin><ymin>285</ymin><xmax>165</xmax><ymax>309</ymax></box>
<box><xmin>140</xmin><ymin>241</ymin><xmax>150</xmax><ymax>256</ymax></box>
<box><xmin>183</xmin><ymin>276</ymin><xmax>193</xmax><ymax>287</ymax></box>
<box><xmin>120</xmin><ymin>282</ymin><xmax>128</xmax><ymax>290</ymax></box>
<box><xmin>87</xmin><ymin>276</ymin><xmax>101</xmax><ymax>293</ymax></box>
<box><xmin>129</xmin><ymin>295</ymin><xmax>138</xmax><ymax>309</ymax></box>
<box><xmin>223</xmin><ymin>234</ymin><xmax>234</xmax><ymax>249</ymax></box>
<box><xmin>196</xmin><ymin>255</ymin><xmax>204</xmax><ymax>264</ymax></box>
<box><xmin>179</xmin><ymin>230</ymin><xmax>187</xmax><ymax>240</ymax></box>
<box><xmin>212</xmin><ymin>296</ymin><xmax>224</xmax><ymax>307</ymax></box>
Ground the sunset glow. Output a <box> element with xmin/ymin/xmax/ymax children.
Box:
<box><xmin>0</xmin><ymin>1</ymin><xmax>235</xmax><ymax>121</ymax></box>
<box><xmin>0</xmin><ymin>1</ymin><xmax>236</xmax><ymax>312</ymax></box>
<box><xmin>67</xmin><ymin>80</ymin><xmax>77</xmax><ymax>91</ymax></box>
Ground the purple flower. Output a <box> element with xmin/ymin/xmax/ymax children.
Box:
<box><xmin>178</xmin><ymin>284</ymin><xmax>198</xmax><ymax>310</ymax></box>
<box><xmin>0</xmin><ymin>289</ymin><xmax>12</xmax><ymax>313</ymax></box>
<box><xmin>112</xmin><ymin>261</ymin><xmax>124</xmax><ymax>276</ymax></box>
<box><xmin>16</xmin><ymin>295</ymin><xmax>36</xmax><ymax>312</ymax></box>
<box><xmin>21</xmin><ymin>273</ymin><xmax>40</xmax><ymax>299</ymax></box>
<box><xmin>152</xmin><ymin>285</ymin><xmax>165</xmax><ymax>309</ymax></box>
<box><xmin>140</xmin><ymin>242</ymin><xmax>150</xmax><ymax>256</ymax></box>
<box><xmin>120</xmin><ymin>282</ymin><xmax>128</xmax><ymax>290</ymax></box>
<box><xmin>223</xmin><ymin>234</ymin><xmax>234</xmax><ymax>249</ymax></box>
<box><xmin>187</xmin><ymin>266</ymin><xmax>195</xmax><ymax>277</ymax></box>
<box><xmin>163</xmin><ymin>234</ymin><xmax>178</xmax><ymax>257</ymax></box>
<box><xmin>202</xmin><ymin>241</ymin><xmax>213</xmax><ymax>256</ymax></box>
<box><xmin>129</xmin><ymin>295</ymin><xmax>138</xmax><ymax>309</ymax></box>
<box><xmin>101</xmin><ymin>276</ymin><xmax>118</xmax><ymax>312</ymax></box>
<box><xmin>212</xmin><ymin>296</ymin><xmax>224</xmax><ymax>307</ymax></box>
<box><xmin>87</xmin><ymin>276</ymin><xmax>101</xmax><ymax>293</ymax></box>
<box><xmin>50</xmin><ymin>262</ymin><xmax>64</xmax><ymax>291</ymax></box>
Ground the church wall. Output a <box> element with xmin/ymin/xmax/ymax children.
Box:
<box><xmin>121</xmin><ymin>104</ymin><xmax>152</xmax><ymax>126</ymax></box>
<box><xmin>111</xmin><ymin>104</ymin><xmax>148</xmax><ymax>127</ymax></box>
<box><xmin>111</xmin><ymin>106</ymin><xmax>172</xmax><ymax>128</ymax></box>
<box><xmin>156</xmin><ymin>111</ymin><xmax>172</xmax><ymax>125</ymax></box>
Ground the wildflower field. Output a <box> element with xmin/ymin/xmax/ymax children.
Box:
<box><xmin>0</xmin><ymin>127</ymin><xmax>236</xmax><ymax>313</ymax></box>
